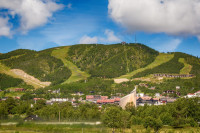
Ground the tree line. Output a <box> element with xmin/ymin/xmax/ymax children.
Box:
<box><xmin>0</xmin><ymin>97</ymin><xmax>199</xmax><ymax>132</ymax></box>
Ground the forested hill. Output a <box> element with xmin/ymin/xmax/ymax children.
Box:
<box><xmin>0</xmin><ymin>43</ymin><xmax>200</xmax><ymax>90</ymax></box>
<box><xmin>67</xmin><ymin>43</ymin><xmax>159</xmax><ymax>78</ymax></box>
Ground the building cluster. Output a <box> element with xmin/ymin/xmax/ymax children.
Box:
<box><xmin>136</xmin><ymin>93</ymin><xmax>177</xmax><ymax>106</ymax></box>
<box><xmin>15</xmin><ymin>88</ymin><xmax>25</xmax><ymax>92</ymax></box>
<box><xmin>1</xmin><ymin>84</ymin><xmax>199</xmax><ymax>110</ymax></box>
<box><xmin>86</xmin><ymin>95</ymin><xmax>120</xmax><ymax>105</ymax></box>
<box><xmin>46</xmin><ymin>98</ymin><xmax>80</xmax><ymax>106</ymax></box>
<box><xmin>163</xmin><ymin>90</ymin><xmax>181</xmax><ymax>96</ymax></box>
<box><xmin>154</xmin><ymin>73</ymin><xmax>194</xmax><ymax>78</ymax></box>
<box><xmin>41</xmin><ymin>94</ymin><xmax>121</xmax><ymax>107</ymax></box>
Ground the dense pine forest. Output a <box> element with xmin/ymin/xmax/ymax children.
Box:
<box><xmin>67</xmin><ymin>44</ymin><xmax>158</xmax><ymax>78</ymax></box>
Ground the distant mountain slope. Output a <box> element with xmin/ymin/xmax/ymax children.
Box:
<box><xmin>51</xmin><ymin>47</ymin><xmax>90</xmax><ymax>84</ymax></box>
<box><xmin>0</xmin><ymin>62</ymin><xmax>50</xmax><ymax>89</ymax></box>
<box><xmin>1</xmin><ymin>43</ymin><xmax>200</xmax><ymax>91</ymax></box>
<box><xmin>0</xmin><ymin>49</ymin><xmax>35</xmax><ymax>60</ymax></box>
<box><xmin>0</xmin><ymin>49</ymin><xmax>71</xmax><ymax>85</ymax></box>
<box><xmin>117</xmin><ymin>53</ymin><xmax>174</xmax><ymax>79</ymax></box>
<box><xmin>179</xmin><ymin>58</ymin><xmax>192</xmax><ymax>74</ymax></box>
<box><xmin>67</xmin><ymin>43</ymin><xmax>159</xmax><ymax>78</ymax></box>
<box><xmin>0</xmin><ymin>73</ymin><xmax>23</xmax><ymax>90</ymax></box>
<box><xmin>131</xmin><ymin>52</ymin><xmax>199</xmax><ymax>79</ymax></box>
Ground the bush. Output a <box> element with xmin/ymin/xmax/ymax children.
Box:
<box><xmin>188</xmin><ymin>118</ymin><xmax>198</xmax><ymax>127</ymax></box>
<box><xmin>131</xmin><ymin>116</ymin><xmax>143</xmax><ymax>125</ymax></box>
<box><xmin>143</xmin><ymin>116</ymin><xmax>163</xmax><ymax>132</ymax></box>
<box><xmin>160</xmin><ymin>112</ymin><xmax>174</xmax><ymax>125</ymax></box>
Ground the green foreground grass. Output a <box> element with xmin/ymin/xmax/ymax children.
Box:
<box><xmin>179</xmin><ymin>58</ymin><xmax>192</xmax><ymax>74</ymax></box>
<box><xmin>51</xmin><ymin>47</ymin><xmax>90</xmax><ymax>84</ymax></box>
<box><xmin>117</xmin><ymin>53</ymin><xmax>174</xmax><ymax>79</ymax></box>
<box><xmin>0</xmin><ymin>123</ymin><xmax>199</xmax><ymax>133</ymax></box>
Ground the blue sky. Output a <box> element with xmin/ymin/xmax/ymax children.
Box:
<box><xmin>0</xmin><ymin>0</ymin><xmax>200</xmax><ymax>57</ymax></box>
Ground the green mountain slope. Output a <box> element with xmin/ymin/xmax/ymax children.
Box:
<box><xmin>51</xmin><ymin>46</ymin><xmax>90</xmax><ymax>84</ymax></box>
<box><xmin>179</xmin><ymin>58</ymin><xmax>192</xmax><ymax>74</ymax></box>
<box><xmin>117</xmin><ymin>53</ymin><xmax>174</xmax><ymax>79</ymax></box>
<box><xmin>67</xmin><ymin>43</ymin><xmax>159</xmax><ymax>78</ymax></box>
<box><xmin>0</xmin><ymin>73</ymin><xmax>23</xmax><ymax>90</ymax></box>
<box><xmin>1</xmin><ymin>43</ymin><xmax>200</xmax><ymax>95</ymax></box>
<box><xmin>131</xmin><ymin>52</ymin><xmax>195</xmax><ymax>78</ymax></box>
<box><xmin>0</xmin><ymin>49</ymin><xmax>71</xmax><ymax>85</ymax></box>
<box><xmin>0</xmin><ymin>62</ymin><xmax>51</xmax><ymax>89</ymax></box>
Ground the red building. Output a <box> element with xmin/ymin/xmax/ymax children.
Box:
<box><xmin>15</xmin><ymin>88</ymin><xmax>25</xmax><ymax>92</ymax></box>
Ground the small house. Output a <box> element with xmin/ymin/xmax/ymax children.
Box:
<box><xmin>24</xmin><ymin>115</ymin><xmax>41</xmax><ymax>121</ymax></box>
<box><xmin>15</xmin><ymin>88</ymin><xmax>25</xmax><ymax>92</ymax></box>
<box><xmin>121</xmin><ymin>42</ymin><xmax>127</xmax><ymax>45</ymax></box>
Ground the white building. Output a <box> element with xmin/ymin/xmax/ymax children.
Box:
<box><xmin>137</xmin><ymin>93</ymin><xmax>144</xmax><ymax>97</ymax></box>
<box><xmin>155</xmin><ymin>93</ymin><xmax>161</xmax><ymax>97</ymax></box>
<box><xmin>186</xmin><ymin>90</ymin><xmax>200</xmax><ymax>98</ymax></box>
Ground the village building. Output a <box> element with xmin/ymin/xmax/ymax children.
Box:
<box><xmin>97</xmin><ymin>98</ymin><xmax>120</xmax><ymax>105</ymax></box>
<box><xmin>149</xmin><ymin>87</ymin><xmax>155</xmax><ymax>90</ymax></box>
<box><xmin>154</xmin><ymin>73</ymin><xmax>194</xmax><ymax>78</ymax></box>
<box><xmin>136</xmin><ymin>97</ymin><xmax>160</xmax><ymax>106</ymax></box>
<box><xmin>15</xmin><ymin>88</ymin><xmax>25</xmax><ymax>92</ymax></box>
<box><xmin>163</xmin><ymin>90</ymin><xmax>181</xmax><ymax>96</ymax></box>
<box><xmin>136</xmin><ymin>93</ymin><xmax>144</xmax><ymax>97</ymax></box>
<box><xmin>159</xmin><ymin>97</ymin><xmax>177</xmax><ymax>104</ymax></box>
<box><xmin>155</xmin><ymin>93</ymin><xmax>161</xmax><ymax>97</ymax></box>
<box><xmin>176</xmin><ymin>86</ymin><xmax>180</xmax><ymax>90</ymax></box>
<box><xmin>86</xmin><ymin>95</ymin><xmax>108</xmax><ymax>102</ymax></box>
<box><xmin>24</xmin><ymin>115</ymin><xmax>41</xmax><ymax>121</ymax></box>
<box><xmin>139</xmin><ymin>83</ymin><xmax>149</xmax><ymax>88</ymax></box>
<box><xmin>71</xmin><ymin>92</ymin><xmax>84</xmax><ymax>96</ymax></box>
<box><xmin>121</xmin><ymin>41</ymin><xmax>127</xmax><ymax>45</ymax></box>
<box><xmin>186</xmin><ymin>90</ymin><xmax>200</xmax><ymax>98</ymax></box>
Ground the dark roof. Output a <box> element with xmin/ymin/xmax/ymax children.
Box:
<box><xmin>24</xmin><ymin>115</ymin><xmax>41</xmax><ymax>121</ymax></box>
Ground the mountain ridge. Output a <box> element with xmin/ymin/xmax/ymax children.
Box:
<box><xmin>0</xmin><ymin>43</ymin><xmax>200</xmax><ymax>96</ymax></box>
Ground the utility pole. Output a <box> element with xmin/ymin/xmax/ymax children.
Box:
<box><xmin>59</xmin><ymin>110</ymin><xmax>61</xmax><ymax>122</ymax></box>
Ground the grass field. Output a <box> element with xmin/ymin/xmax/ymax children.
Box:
<box><xmin>179</xmin><ymin>58</ymin><xmax>192</xmax><ymax>74</ymax></box>
<box><xmin>52</xmin><ymin>47</ymin><xmax>90</xmax><ymax>84</ymax></box>
<box><xmin>117</xmin><ymin>53</ymin><xmax>174</xmax><ymax>79</ymax></box>
<box><xmin>0</xmin><ymin>123</ymin><xmax>199</xmax><ymax>133</ymax></box>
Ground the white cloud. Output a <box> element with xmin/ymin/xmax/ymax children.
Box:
<box><xmin>152</xmin><ymin>38</ymin><xmax>182</xmax><ymax>52</ymax></box>
<box><xmin>0</xmin><ymin>17</ymin><xmax>11</xmax><ymax>37</ymax></box>
<box><xmin>108</xmin><ymin>0</ymin><xmax>200</xmax><ymax>38</ymax></box>
<box><xmin>80</xmin><ymin>29</ymin><xmax>121</xmax><ymax>44</ymax></box>
<box><xmin>67</xmin><ymin>3</ymin><xmax>72</xmax><ymax>9</ymax></box>
<box><xmin>0</xmin><ymin>0</ymin><xmax>63</xmax><ymax>36</ymax></box>
<box><xmin>103</xmin><ymin>29</ymin><xmax>121</xmax><ymax>42</ymax></box>
<box><xmin>79</xmin><ymin>35</ymin><xmax>98</xmax><ymax>44</ymax></box>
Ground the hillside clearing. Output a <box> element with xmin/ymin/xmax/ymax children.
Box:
<box><xmin>0</xmin><ymin>63</ymin><xmax>50</xmax><ymax>89</ymax></box>
<box><xmin>117</xmin><ymin>53</ymin><xmax>174</xmax><ymax>79</ymax></box>
<box><xmin>52</xmin><ymin>47</ymin><xmax>90</xmax><ymax>84</ymax></box>
<box><xmin>179</xmin><ymin>58</ymin><xmax>192</xmax><ymax>74</ymax></box>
